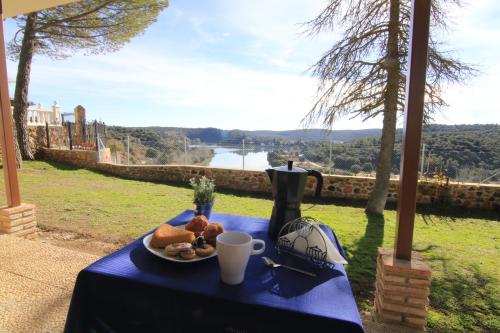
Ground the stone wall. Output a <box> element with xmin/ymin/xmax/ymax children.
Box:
<box><xmin>96</xmin><ymin>163</ymin><xmax>271</xmax><ymax>193</ymax></box>
<box><xmin>0</xmin><ymin>126</ymin><xmax>66</xmax><ymax>159</ymax></box>
<box><xmin>41</xmin><ymin>148</ymin><xmax>500</xmax><ymax>210</ymax></box>
<box><xmin>43</xmin><ymin>148</ymin><xmax>97</xmax><ymax>169</ymax></box>
<box><xmin>0</xmin><ymin>126</ymin><xmax>67</xmax><ymax>161</ymax></box>
<box><xmin>28</xmin><ymin>126</ymin><xmax>68</xmax><ymax>156</ymax></box>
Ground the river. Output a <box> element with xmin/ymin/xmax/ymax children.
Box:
<box><xmin>208</xmin><ymin>147</ymin><xmax>271</xmax><ymax>170</ymax></box>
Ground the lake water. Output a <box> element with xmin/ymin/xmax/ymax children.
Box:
<box><xmin>208</xmin><ymin>147</ymin><xmax>271</xmax><ymax>170</ymax></box>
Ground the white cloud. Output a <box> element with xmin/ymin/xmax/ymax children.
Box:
<box><xmin>20</xmin><ymin>45</ymin><xmax>386</xmax><ymax>130</ymax></box>
<box><xmin>438</xmin><ymin>65</ymin><xmax>500</xmax><ymax>125</ymax></box>
<box><xmin>212</xmin><ymin>0</ymin><xmax>324</xmax><ymax>41</ymax></box>
<box><xmin>16</xmin><ymin>48</ymin><xmax>322</xmax><ymax>129</ymax></box>
<box><xmin>435</xmin><ymin>0</ymin><xmax>500</xmax><ymax>124</ymax></box>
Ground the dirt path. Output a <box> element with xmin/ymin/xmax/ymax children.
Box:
<box><xmin>32</xmin><ymin>227</ymin><xmax>127</xmax><ymax>256</ymax></box>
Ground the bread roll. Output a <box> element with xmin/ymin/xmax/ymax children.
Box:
<box><xmin>203</xmin><ymin>222</ymin><xmax>224</xmax><ymax>246</ymax></box>
<box><xmin>185</xmin><ymin>215</ymin><xmax>209</xmax><ymax>234</ymax></box>
<box><xmin>203</xmin><ymin>223</ymin><xmax>224</xmax><ymax>238</ymax></box>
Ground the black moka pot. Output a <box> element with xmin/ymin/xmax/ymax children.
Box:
<box><xmin>266</xmin><ymin>160</ymin><xmax>323</xmax><ymax>239</ymax></box>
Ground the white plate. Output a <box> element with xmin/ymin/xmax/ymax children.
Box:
<box><xmin>142</xmin><ymin>224</ymin><xmax>217</xmax><ymax>263</ymax></box>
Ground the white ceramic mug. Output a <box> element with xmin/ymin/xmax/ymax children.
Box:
<box><xmin>216</xmin><ymin>232</ymin><xmax>265</xmax><ymax>285</ymax></box>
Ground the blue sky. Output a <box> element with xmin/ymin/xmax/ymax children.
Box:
<box><xmin>4</xmin><ymin>0</ymin><xmax>500</xmax><ymax>130</ymax></box>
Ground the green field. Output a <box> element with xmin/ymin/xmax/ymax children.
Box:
<box><xmin>1</xmin><ymin>161</ymin><xmax>498</xmax><ymax>332</ymax></box>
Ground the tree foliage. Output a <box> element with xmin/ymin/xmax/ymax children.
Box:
<box><xmin>304</xmin><ymin>0</ymin><xmax>474</xmax><ymax>123</ymax></box>
<box><xmin>304</xmin><ymin>124</ymin><xmax>499</xmax><ymax>178</ymax></box>
<box><xmin>8</xmin><ymin>0</ymin><xmax>168</xmax><ymax>59</ymax></box>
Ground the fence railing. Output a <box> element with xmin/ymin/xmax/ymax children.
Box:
<box><xmin>45</xmin><ymin>120</ymin><xmax>106</xmax><ymax>151</ymax></box>
<box><xmin>101</xmin><ymin>137</ymin><xmax>500</xmax><ymax>184</ymax></box>
<box><xmin>44</xmin><ymin>122</ymin><xmax>499</xmax><ymax>185</ymax></box>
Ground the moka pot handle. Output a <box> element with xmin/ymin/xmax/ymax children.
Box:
<box><xmin>307</xmin><ymin>169</ymin><xmax>323</xmax><ymax>197</ymax></box>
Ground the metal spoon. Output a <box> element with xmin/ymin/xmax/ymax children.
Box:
<box><xmin>262</xmin><ymin>257</ymin><xmax>317</xmax><ymax>277</ymax></box>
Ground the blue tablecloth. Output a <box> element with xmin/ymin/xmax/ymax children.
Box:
<box><xmin>64</xmin><ymin>210</ymin><xmax>364</xmax><ymax>333</ymax></box>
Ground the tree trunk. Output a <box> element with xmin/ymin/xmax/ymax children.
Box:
<box><xmin>12</xmin><ymin>125</ymin><xmax>23</xmax><ymax>168</ymax></box>
<box><xmin>13</xmin><ymin>13</ymin><xmax>37</xmax><ymax>161</ymax></box>
<box><xmin>365</xmin><ymin>0</ymin><xmax>400</xmax><ymax>215</ymax></box>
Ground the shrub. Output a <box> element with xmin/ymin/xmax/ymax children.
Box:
<box><xmin>145</xmin><ymin>148</ymin><xmax>158</xmax><ymax>158</ymax></box>
<box><xmin>350</xmin><ymin>164</ymin><xmax>361</xmax><ymax>174</ymax></box>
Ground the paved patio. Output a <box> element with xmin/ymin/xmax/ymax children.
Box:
<box><xmin>0</xmin><ymin>234</ymin><xmax>416</xmax><ymax>333</ymax></box>
<box><xmin>0</xmin><ymin>235</ymin><xmax>98</xmax><ymax>333</ymax></box>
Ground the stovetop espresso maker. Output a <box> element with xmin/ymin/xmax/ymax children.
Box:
<box><xmin>266</xmin><ymin>160</ymin><xmax>323</xmax><ymax>239</ymax></box>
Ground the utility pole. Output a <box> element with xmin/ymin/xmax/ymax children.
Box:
<box><xmin>329</xmin><ymin>140</ymin><xmax>333</xmax><ymax>175</ymax></box>
<box><xmin>184</xmin><ymin>137</ymin><xmax>188</xmax><ymax>165</ymax></box>
<box><xmin>242</xmin><ymin>139</ymin><xmax>245</xmax><ymax>170</ymax></box>
<box><xmin>420</xmin><ymin>143</ymin><xmax>425</xmax><ymax>178</ymax></box>
<box><xmin>95</xmin><ymin>121</ymin><xmax>100</xmax><ymax>162</ymax></box>
<box><xmin>127</xmin><ymin>135</ymin><xmax>130</xmax><ymax>165</ymax></box>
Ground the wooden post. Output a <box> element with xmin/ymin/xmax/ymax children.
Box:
<box><xmin>0</xmin><ymin>4</ymin><xmax>21</xmax><ymax>207</ymax></box>
<box><xmin>67</xmin><ymin>122</ymin><xmax>73</xmax><ymax>150</ymax></box>
<box><xmin>395</xmin><ymin>0</ymin><xmax>431</xmax><ymax>260</ymax></box>
<box><xmin>45</xmin><ymin>121</ymin><xmax>50</xmax><ymax>148</ymax></box>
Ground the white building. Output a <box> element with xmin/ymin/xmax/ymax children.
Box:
<box><xmin>28</xmin><ymin>101</ymin><xmax>62</xmax><ymax>126</ymax></box>
<box><xmin>10</xmin><ymin>101</ymin><xmax>62</xmax><ymax>126</ymax></box>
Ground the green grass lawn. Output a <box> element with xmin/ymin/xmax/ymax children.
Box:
<box><xmin>1</xmin><ymin>161</ymin><xmax>499</xmax><ymax>332</ymax></box>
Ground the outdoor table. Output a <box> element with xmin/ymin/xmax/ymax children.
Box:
<box><xmin>64</xmin><ymin>210</ymin><xmax>364</xmax><ymax>332</ymax></box>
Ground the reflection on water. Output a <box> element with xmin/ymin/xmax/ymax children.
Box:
<box><xmin>208</xmin><ymin>147</ymin><xmax>271</xmax><ymax>170</ymax></box>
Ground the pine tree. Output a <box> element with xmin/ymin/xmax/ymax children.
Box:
<box><xmin>304</xmin><ymin>0</ymin><xmax>475</xmax><ymax>214</ymax></box>
<box><xmin>8</xmin><ymin>0</ymin><xmax>169</xmax><ymax>160</ymax></box>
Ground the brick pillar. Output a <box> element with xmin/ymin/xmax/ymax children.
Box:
<box><xmin>374</xmin><ymin>247</ymin><xmax>431</xmax><ymax>331</ymax></box>
<box><xmin>0</xmin><ymin>203</ymin><xmax>37</xmax><ymax>237</ymax></box>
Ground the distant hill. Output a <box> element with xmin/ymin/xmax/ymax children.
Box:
<box><xmin>239</xmin><ymin>128</ymin><xmax>383</xmax><ymax>142</ymax></box>
<box><xmin>108</xmin><ymin>124</ymin><xmax>499</xmax><ymax>145</ymax></box>
<box><xmin>116</xmin><ymin>126</ymin><xmax>383</xmax><ymax>143</ymax></box>
<box><xmin>106</xmin><ymin>123</ymin><xmax>499</xmax><ymax>182</ymax></box>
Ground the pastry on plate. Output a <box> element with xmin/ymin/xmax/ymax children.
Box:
<box><xmin>164</xmin><ymin>242</ymin><xmax>193</xmax><ymax>256</ymax></box>
<box><xmin>195</xmin><ymin>244</ymin><xmax>215</xmax><ymax>257</ymax></box>
<box><xmin>203</xmin><ymin>222</ymin><xmax>224</xmax><ymax>246</ymax></box>
<box><xmin>185</xmin><ymin>215</ymin><xmax>209</xmax><ymax>236</ymax></box>
<box><xmin>150</xmin><ymin>224</ymin><xmax>195</xmax><ymax>248</ymax></box>
<box><xmin>179</xmin><ymin>248</ymin><xmax>196</xmax><ymax>260</ymax></box>
<box><xmin>192</xmin><ymin>235</ymin><xmax>207</xmax><ymax>248</ymax></box>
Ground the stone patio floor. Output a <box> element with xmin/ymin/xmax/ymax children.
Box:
<box><xmin>0</xmin><ymin>235</ymin><xmax>98</xmax><ymax>333</ymax></box>
<box><xmin>0</xmin><ymin>234</ymin><xmax>415</xmax><ymax>333</ymax></box>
